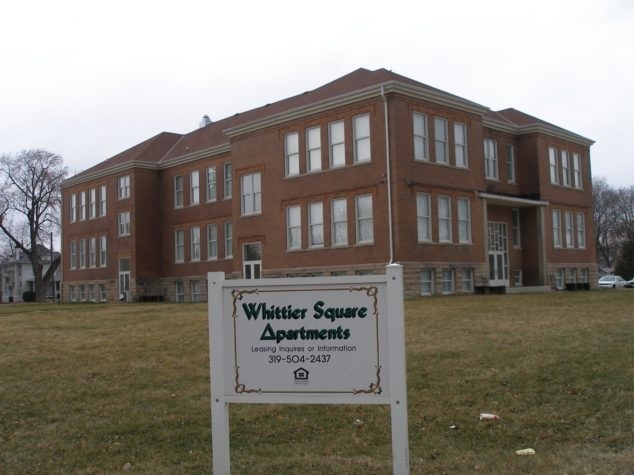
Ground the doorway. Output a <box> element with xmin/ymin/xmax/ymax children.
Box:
<box><xmin>242</xmin><ymin>242</ymin><xmax>262</xmax><ymax>279</ymax></box>
<box><xmin>488</xmin><ymin>222</ymin><xmax>509</xmax><ymax>286</ymax></box>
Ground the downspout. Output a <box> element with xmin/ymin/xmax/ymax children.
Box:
<box><xmin>381</xmin><ymin>85</ymin><xmax>395</xmax><ymax>264</ymax></box>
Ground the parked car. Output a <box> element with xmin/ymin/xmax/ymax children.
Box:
<box><xmin>598</xmin><ymin>275</ymin><xmax>626</xmax><ymax>288</ymax></box>
<box><xmin>624</xmin><ymin>278</ymin><xmax>634</xmax><ymax>288</ymax></box>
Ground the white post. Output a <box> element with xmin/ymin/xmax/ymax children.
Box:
<box><xmin>208</xmin><ymin>273</ymin><xmax>230</xmax><ymax>474</ymax></box>
<box><xmin>386</xmin><ymin>264</ymin><xmax>410</xmax><ymax>474</ymax></box>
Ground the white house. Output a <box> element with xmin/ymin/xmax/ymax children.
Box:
<box><xmin>0</xmin><ymin>245</ymin><xmax>61</xmax><ymax>302</ymax></box>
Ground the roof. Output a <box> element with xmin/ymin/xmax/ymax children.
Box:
<box><xmin>63</xmin><ymin>68</ymin><xmax>593</xmax><ymax>187</ymax></box>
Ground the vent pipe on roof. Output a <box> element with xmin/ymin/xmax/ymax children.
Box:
<box><xmin>199</xmin><ymin>115</ymin><xmax>212</xmax><ymax>128</ymax></box>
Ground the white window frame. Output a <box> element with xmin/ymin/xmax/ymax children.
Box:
<box><xmin>484</xmin><ymin>139</ymin><xmax>498</xmax><ymax>180</ymax></box>
<box><xmin>416</xmin><ymin>193</ymin><xmax>432</xmax><ymax>242</ymax></box>
<box><xmin>462</xmin><ymin>268</ymin><xmax>474</xmax><ymax>292</ymax></box>
<box><xmin>224</xmin><ymin>222</ymin><xmax>233</xmax><ymax>258</ymax></box>
<box><xmin>190</xmin><ymin>170</ymin><xmax>200</xmax><ymax>205</ymax></box>
<box><xmin>175</xmin><ymin>281</ymin><xmax>184</xmax><ymax>303</ymax></box>
<box><xmin>420</xmin><ymin>269</ymin><xmax>434</xmax><ymax>296</ymax></box>
<box><xmin>355</xmin><ymin>194</ymin><xmax>374</xmax><ymax>244</ymax></box>
<box><xmin>207</xmin><ymin>224</ymin><xmax>218</xmax><ymax>260</ymax></box>
<box><xmin>552</xmin><ymin>209</ymin><xmax>562</xmax><ymax>248</ymax></box>
<box><xmin>507</xmin><ymin>144</ymin><xmax>516</xmax><ymax>183</ymax></box>
<box><xmin>331</xmin><ymin>198</ymin><xmax>348</xmax><ymax>246</ymax></box>
<box><xmin>442</xmin><ymin>269</ymin><xmax>454</xmax><ymax>294</ymax></box>
<box><xmin>89</xmin><ymin>236</ymin><xmax>97</xmax><ymax>268</ymax></box>
<box><xmin>175</xmin><ymin>229</ymin><xmax>185</xmax><ymax>263</ymax></box>
<box><xmin>564</xmin><ymin>210</ymin><xmax>574</xmax><ymax>248</ymax></box>
<box><xmin>561</xmin><ymin>150</ymin><xmax>571</xmax><ymax>187</ymax></box>
<box><xmin>240</xmin><ymin>172</ymin><xmax>262</xmax><ymax>216</ymax></box>
<box><xmin>549</xmin><ymin>147</ymin><xmax>559</xmax><ymax>184</ymax></box>
<box><xmin>413</xmin><ymin>112</ymin><xmax>429</xmax><ymax>161</ymax></box>
<box><xmin>79</xmin><ymin>191</ymin><xmax>86</xmax><ymax>221</ymax></box>
<box><xmin>572</xmin><ymin>153</ymin><xmax>582</xmax><ymax>189</ymax></box>
<box><xmin>308</xmin><ymin>202</ymin><xmax>324</xmax><ymax>248</ymax></box>
<box><xmin>70</xmin><ymin>193</ymin><xmax>77</xmax><ymax>223</ymax></box>
<box><xmin>223</xmin><ymin>163</ymin><xmax>232</xmax><ymax>199</ymax></box>
<box><xmin>118</xmin><ymin>175</ymin><xmax>130</xmax><ymax>199</ymax></box>
<box><xmin>118</xmin><ymin>211</ymin><xmax>130</xmax><ymax>236</ymax></box>
<box><xmin>207</xmin><ymin>166</ymin><xmax>217</xmax><ymax>202</ymax></box>
<box><xmin>79</xmin><ymin>239</ymin><xmax>86</xmax><ymax>268</ymax></box>
<box><xmin>454</xmin><ymin>122</ymin><xmax>468</xmax><ymax>168</ymax></box>
<box><xmin>576</xmin><ymin>212</ymin><xmax>586</xmax><ymax>248</ymax></box>
<box><xmin>89</xmin><ymin>188</ymin><xmax>96</xmax><ymax>219</ymax></box>
<box><xmin>353</xmin><ymin>114</ymin><xmax>371</xmax><ymax>163</ymax></box>
<box><xmin>99</xmin><ymin>185</ymin><xmax>107</xmax><ymax>216</ymax></box>
<box><xmin>191</xmin><ymin>280</ymin><xmax>201</xmax><ymax>302</ymax></box>
<box><xmin>99</xmin><ymin>235</ymin><xmax>107</xmax><ymax>267</ymax></box>
<box><xmin>191</xmin><ymin>226</ymin><xmax>201</xmax><ymax>261</ymax></box>
<box><xmin>457</xmin><ymin>198</ymin><xmax>471</xmax><ymax>243</ymax></box>
<box><xmin>285</xmin><ymin>132</ymin><xmax>300</xmax><ymax>177</ymax></box>
<box><xmin>512</xmin><ymin>208</ymin><xmax>521</xmax><ymax>248</ymax></box>
<box><xmin>434</xmin><ymin>117</ymin><xmax>448</xmax><ymax>164</ymax></box>
<box><xmin>329</xmin><ymin>120</ymin><xmax>345</xmax><ymax>168</ymax></box>
<box><xmin>306</xmin><ymin>126</ymin><xmax>321</xmax><ymax>172</ymax></box>
<box><xmin>70</xmin><ymin>240</ymin><xmax>77</xmax><ymax>269</ymax></box>
<box><xmin>286</xmin><ymin>205</ymin><xmax>301</xmax><ymax>250</ymax></box>
<box><xmin>174</xmin><ymin>175</ymin><xmax>184</xmax><ymax>208</ymax></box>
<box><xmin>437</xmin><ymin>195</ymin><xmax>452</xmax><ymax>243</ymax></box>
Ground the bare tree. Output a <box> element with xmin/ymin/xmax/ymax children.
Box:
<box><xmin>0</xmin><ymin>149</ymin><xmax>68</xmax><ymax>301</ymax></box>
<box><xmin>592</xmin><ymin>177</ymin><xmax>621</xmax><ymax>269</ymax></box>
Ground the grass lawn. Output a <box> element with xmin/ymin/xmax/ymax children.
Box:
<box><xmin>0</xmin><ymin>290</ymin><xmax>632</xmax><ymax>473</ymax></box>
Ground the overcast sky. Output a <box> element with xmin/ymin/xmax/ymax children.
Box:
<box><xmin>1</xmin><ymin>0</ymin><xmax>633</xmax><ymax>187</ymax></box>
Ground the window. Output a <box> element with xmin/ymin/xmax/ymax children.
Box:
<box><xmin>565</xmin><ymin>211</ymin><xmax>574</xmax><ymax>248</ymax></box>
<box><xmin>224</xmin><ymin>222</ymin><xmax>233</xmax><ymax>258</ymax></box>
<box><xmin>89</xmin><ymin>188</ymin><xmax>96</xmax><ymax>219</ymax></box>
<box><xmin>286</xmin><ymin>205</ymin><xmax>301</xmax><ymax>250</ymax></box>
<box><xmin>190</xmin><ymin>170</ymin><xmax>200</xmax><ymax>205</ymax></box>
<box><xmin>437</xmin><ymin>196</ymin><xmax>452</xmax><ymax>242</ymax></box>
<box><xmin>462</xmin><ymin>269</ymin><xmax>474</xmax><ymax>292</ymax></box>
<box><xmin>207</xmin><ymin>166</ymin><xmax>217</xmax><ymax>202</ymax></box>
<box><xmin>507</xmin><ymin>144</ymin><xmax>516</xmax><ymax>183</ymax></box>
<box><xmin>191</xmin><ymin>281</ymin><xmax>201</xmax><ymax>302</ymax></box>
<box><xmin>118</xmin><ymin>211</ymin><xmax>130</xmax><ymax>236</ymax></box>
<box><xmin>434</xmin><ymin>117</ymin><xmax>448</xmax><ymax>164</ymax></box>
<box><xmin>454</xmin><ymin>122</ymin><xmax>468</xmax><ymax>168</ymax></box>
<box><xmin>329</xmin><ymin>120</ymin><xmax>345</xmax><ymax>168</ymax></box>
<box><xmin>355</xmin><ymin>195</ymin><xmax>373</xmax><ymax>244</ymax></box>
<box><xmin>175</xmin><ymin>281</ymin><xmax>184</xmax><ymax>303</ymax></box>
<box><xmin>79</xmin><ymin>285</ymin><xmax>86</xmax><ymax>301</ymax></box>
<box><xmin>174</xmin><ymin>176</ymin><xmax>184</xmax><ymax>208</ymax></box>
<box><xmin>514</xmin><ymin>270</ymin><xmax>523</xmax><ymax>286</ymax></box>
<box><xmin>353</xmin><ymin>114</ymin><xmax>371</xmax><ymax>163</ymax></box>
<box><xmin>413</xmin><ymin>112</ymin><xmax>429</xmax><ymax>161</ymax></box>
<box><xmin>89</xmin><ymin>285</ymin><xmax>96</xmax><ymax>302</ymax></box>
<box><xmin>420</xmin><ymin>269</ymin><xmax>434</xmax><ymax>296</ymax></box>
<box><xmin>99</xmin><ymin>185</ymin><xmax>107</xmax><ymax>216</ymax></box>
<box><xmin>561</xmin><ymin>151</ymin><xmax>571</xmax><ymax>187</ymax></box>
<box><xmin>511</xmin><ymin>208</ymin><xmax>521</xmax><ymax>248</ymax></box>
<box><xmin>69</xmin><ymin>285</ymin><xmax>76</xmax><ymax>302</ymax></box>
<box><xmin>442</xmin><ymin>269</ymin><xmax>454</xmax><ymax>294</ymax></box>
<box><xmin>79</xmin><ymin>191</ymin><xmax>86</xmax><ymax>220</ymax></box>
<box><xmin>580</xmin><ymin>268</ymin><xmax>589</xmax><ymax>283</ymax></box>
<box><xmin>70</xmin><ymin>240</ymin><xmax>77</xmax><ymax>269</ymax></box>
<box><xmin>118</xmin><ymin>175</ymin><xmax>130</xmax><ymax>199</ymax></box>
<box><xmin>484</xmin><ymin>139</ymin><xmax>498</xmax><ymax>180</ymax></box>
<box><xmin>285</xmin><ymin>132</ymin><xmax>300</xmax><ymax>176</ymax></box>
<box><xmin>306</xmin><ymin>126</ymin><xmax>321</xmax><ymax>172</ymax></box>
<box><xmin>99</xmin><ymin>235</ymin><xmax>107</xmax><ymax>267</ymax></box>
<box><xmin>175</xmin><ymin>229</ymin><xmax>185</xmax><ymax>262</ymax></box>
<box><xmin>572</xmin><ymin>153</ymin><xmax>582</xmax><ymax>189</ymax></box>
<box><xmin>331</xmin><ymin>198</ymin><xmax>348</xmax><ymax>246</ymax></box>
<box><xmin>549</xmin><ymin>147</ymin><xmax>559</xmax><ymax>184</ymax></box>
<box><xmin>89</xmin><ymin>237</ymin><xmax>97</xmax><ymax>268</ymax></box>
<box><xmin>99</xmin><ymin>284</ymin><xmax>107</xmax><ymax>302</ymax></box>
<box><xmin>566</xmin><ymin>267</ymin><xmax>577</xmax><ymax>284</ymax></box>
<box><xmin>70</xmin><ymin>193</ymin><xmax>77</xmax><ymax>223</ymax></box>
<box><xmin>79</xmin><ymin>239</ymin><xmax>86</xmax><ymax>268</ymax></box>
<box><xmin>555</xmin><ymin>269</ymin><xmax>564</xmax><ymax>290</ymax></box>
<box><xmin>457</xmin><ymin>198</ymin><xmax>471</xmax><ymax>243</ymax></box>
<box><xmin>191</xmin><ymin>226</ymin><xmax>201</xmax><ymax>261</ymax></box>
<box><xmin>240</xmin><ymin>172</ymin><xmax>262</xmax><ymax>216</ymax></box>
<box><xmin>308</xmin><ymin>202</ymin><xmax>324</xmax><ymax>247</ymax></box>
<box><xmin>224</xmin><ymin>163</ymin><xmax>232</xmax><ymax>199</ymax></box>
<box><xmin>552</xmin><ymin>209</ymin><xmax>562</xmax><ymax>248</ymax></box>
<box><xmin>207</xmin><ymin>224</ymin><xmax>218</xmax><ymax>260</ymax></box>
<box><xmin>416</xmin><ymin>193</ymin><xmax>431</xmax><ymax>242</ymax></box>
<box><xmin>576</xmin><ymin>212</ymin><xmax>586</xmax><ymax>248</ymax></box>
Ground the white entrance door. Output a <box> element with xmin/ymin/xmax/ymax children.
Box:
<box><xmin>488</xmin><ymin>222</ymin><xmax>509</xmax><ymax>286</ymax></box>
<box><xmin>119</xmin><ymin>257</ymin><xmax>130</xmax><ymax>300</ymax></box>
<box><xmin>242</xmin><ymin>242</ymin><xmax>262</xmax><ymax>279</ymax></box>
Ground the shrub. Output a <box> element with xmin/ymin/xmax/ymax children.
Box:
<box><xmin>22</xmin><ymin>290</ymin><xmax>36</xmax><ymax>302</ymax></box>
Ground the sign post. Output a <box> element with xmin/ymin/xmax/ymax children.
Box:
<box><xmin>208</xmin><ymin>264</ymin><xmax>409</xmax><ymax>474</ymax></box>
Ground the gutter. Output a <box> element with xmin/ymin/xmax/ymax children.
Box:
<box><xmin>382</xmin><ymin>85</ymin><xmax>395</xmax><ymax>264</ymax></box>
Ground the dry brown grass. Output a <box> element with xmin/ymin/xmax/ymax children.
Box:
<box><xmin>0</xmin><ymin>290</ymin><xmax>632</xmax><ymax>473</ymax></box>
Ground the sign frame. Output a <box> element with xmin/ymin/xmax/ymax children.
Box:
<box><xmin>208</xmin><ymin>264</ymin><xmax>409</xmax><ymax>474</ymax></box>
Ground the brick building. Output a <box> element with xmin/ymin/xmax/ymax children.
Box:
<box><xmin>60</xmin><ymin>68</ymin><xmax>597</xmax><ymax>302</ymax></box>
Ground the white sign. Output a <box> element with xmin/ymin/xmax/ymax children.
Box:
<box><xmin>208</xmin><ymin>265</ymin><xmax>409</xmax><ymax>473</ymax></box>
